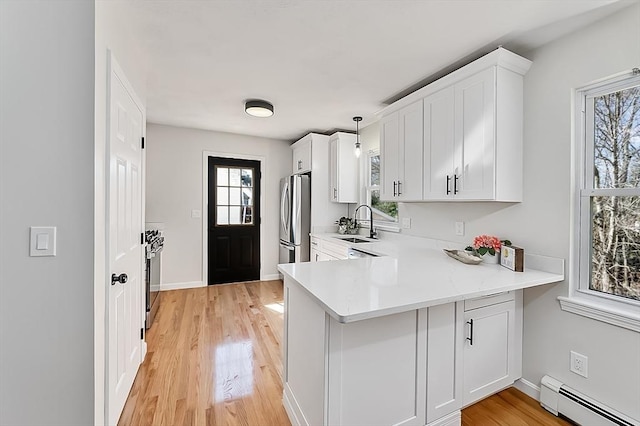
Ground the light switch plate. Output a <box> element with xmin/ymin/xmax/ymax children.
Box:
<box><xmin>455</xmin><ymin>222</ymin><xmax>465</xmax><ymax>236</ymax></box>
<box><xmin>30</xmin><ymin>226</ymin><xmax>56</xmax><ymax>257</ymax></box>
<box><xmin>402</xmin><ymin>218</ymin><xmax>411</xmax><ymax>229</ymax></box>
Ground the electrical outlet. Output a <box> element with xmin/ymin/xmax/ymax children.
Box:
<box><xmin>402</xmin><ymin>217</ymin><xmax>411</xmax><ymax>229</ymax></box>
<box><xmin>455</xmin><ymin>221</ymin><xmax>465</xmax><ymax>236</ymax></box>
<box><xmin>570</xmin><ymin>351</ymin><xmax>588</xmax><ymax>378</ymax></box>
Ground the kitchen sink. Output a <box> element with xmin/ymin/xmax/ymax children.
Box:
<box><xmin>338</xmin><ymin>237</ymin><xmax>371</xmax><ymax>243</ymax></box>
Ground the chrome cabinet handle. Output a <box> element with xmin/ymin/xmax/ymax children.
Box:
<box><xmin>393</xmin><ymin>181</ymin><xmax>397</xmax><ymax>197</ymax></box>
<box><xmin>297</xmin><ymin>160</ymin><xmax>302</xmax><ymax>170</ymax></box>
<box><xmin>397</xmin><ymin>181</ymin><xmax>402</xmax><ymax>196</ymax></box>
<box><xmin>466</xmin><ymin>319</ymin><xmax>474</xmax><ymax>345</ymax></box>
<box><xmin>333</xmin><ymin>188</ymin><xmax>337</xmax><ymax>199</ymax></box>
<box><xmin>454</xmin><ymin>174</ymin><xmax>459</xmax><ymax>194</ymax></box>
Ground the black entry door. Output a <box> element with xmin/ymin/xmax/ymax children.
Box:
<box><xmin>208</xmin><ymin>157</ymin><xmax>261</xmax><ymax>284</ymax></box>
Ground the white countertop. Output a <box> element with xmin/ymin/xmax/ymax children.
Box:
<box><xmin>278</xmin><ymin>233</ymin><xmax>564</xmax><ymax>323</ymax></box>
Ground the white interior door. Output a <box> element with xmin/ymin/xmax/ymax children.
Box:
<box><xmin>107</xmin><ymin>54</ymin><xmax>144</xmax><ymax>425</ymax></box>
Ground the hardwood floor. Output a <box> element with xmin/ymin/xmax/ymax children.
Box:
<box><xmin>119</xmin><ymin>281</ymin><xmax>570</xmax><ymax>426</ymax></box>
<box><xmin>462</xmin><ymin>387</ymin><xmax>571</xmax><ymax>426</ymax></box>
<box><xmin>118</xmin><ymin>280</ymin><xmax>289</xmax><ymax>426</ymax></box>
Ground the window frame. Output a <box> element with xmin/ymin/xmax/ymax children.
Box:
<box><xmin>562</xmin><ymin>69</ymin><xmax>640</xmax><ymax>332</ymax></box>
<box><xmin>360</xmin><ymin>149</ymin><xmax>399</xmax><ymax>231</ymax></box>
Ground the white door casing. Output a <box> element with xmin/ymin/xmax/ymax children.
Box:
<box><xmin>107</xmin><ymin>53</ymin><xmax>145</xmax><ymax>426</ymax></box>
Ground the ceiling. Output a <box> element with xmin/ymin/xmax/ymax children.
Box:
<box><xmin>133</xmin><ymin>0</ymin><xmax>629</xmax><ymax>142</ymax></box>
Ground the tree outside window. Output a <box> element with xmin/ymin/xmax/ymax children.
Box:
<box><xmin>581</xmin><ymin>76</ymin><xmax>640</xmax><ymax>302</ymax></box>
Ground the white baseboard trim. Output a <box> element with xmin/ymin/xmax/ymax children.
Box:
<box><xmin>261</xmin><ymin>273</ymin><xmax>281</xmax><ymax>282</ymax></box>
<box><xmin>160</xmin><ymin>281</ymin><xmax>205</xmax><ymax>291</ymax></box>
<box><xmin>283</xmin><ymin>385</ymin><xmax>305</xmax><ymax>426</ymax></box>
<box><xmin>514</xmin><ymin>378</ymin><xmax>541</xmax><ymax>401</ymax></box>
<box><xmin>427</xmin><ymin>410</ymin><xmax>461</xmax><ymax>426</ymax></box>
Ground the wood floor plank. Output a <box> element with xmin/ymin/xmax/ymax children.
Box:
<box><xmin>119</xmin><ymin>280</ymin><xmax>570</xmax><ymax>426</ymax></box>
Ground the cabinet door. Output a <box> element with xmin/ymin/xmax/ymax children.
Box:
<box><xmin>463</xmin><ymin>300</ymin><xmax>515</xmax><ymax>406</ymax></box>
<box><xmin>310</xmin><ymin>247</ymin><xmax>320</xmax><ymax>262</ymax></box>
<box><xmin>330</xmin><ymin>139</ymin><xmax>339</xmax><ymax>201</ymax></box>
<box><xmin>423</xmin><ymin>87</ymin><xmax>455</xmax><ymax>200</ymax></box>
<box><xmin>426</xmin><ymin>302</ymin><xmax>463</xmax><ymax>423</ymax></box>
<box><xmin>293</xmin><ymin>139</ymin><xmax>312</xmax><ymax>174</ymax></box>
<box><xmin>454</xmin><ymin>67</ymin><xmax>495</xmax><ymax>200</ymax></box>
<box><xmin>317</xmin><ymin>251</ymin><xmax>339</xmax><ymax>261</ymax></box>
<box><xmin>397</xmin><ymin>101</ymin><xmax>423</xmax><ymax>201</ymax></box>
<box><xmin>380</xmin><ymin>113</ymin><xmax>399</xmax><ymax>201</ymax></box>
<box><xmin>329</xmin><ymin>136</ymin><xmax>358</xmax><ymax>203</ymax></box>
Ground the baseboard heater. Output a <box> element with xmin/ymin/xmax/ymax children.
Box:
<box><xmin>540</xmin><ymin>375</ymin><xmax>638</xmax><ymax>426</ymax></box>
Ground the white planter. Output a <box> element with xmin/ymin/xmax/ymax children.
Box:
<box><xmin>481</xmin><ymin>253</ymin><xmax>500</xmax><ymax>264</ymax></box>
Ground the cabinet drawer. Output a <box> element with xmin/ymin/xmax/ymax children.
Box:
<box><xmin>464</xmin><ymin>291</ymin><xmax>514</xmax><ymax>311</ymax></box>
<box><xmin>320</xmin><ymin>239</ymin><xmax>349</xmax><ymax>259</ymax></box>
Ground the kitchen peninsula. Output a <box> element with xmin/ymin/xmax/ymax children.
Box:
<box><xmin>278</xmin><ymin>236</ymin><xmax>564</xmax><ymax>426</ymax></box>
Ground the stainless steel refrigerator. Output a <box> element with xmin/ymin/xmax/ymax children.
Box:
<box><xmin>279</xmin><ymin>174</ymin><xmax>310</xmax><ymax>263</ymax></box>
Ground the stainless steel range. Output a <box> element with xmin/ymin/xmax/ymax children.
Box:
<box><xmin>145</xmin><ymin>228</ymin><xmax>164</xmax><ymax>329</ymax></box>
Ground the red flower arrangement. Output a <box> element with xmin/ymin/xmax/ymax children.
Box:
<box><xmin>468</xmin><ymin>235</ymin><xmax>510</xmax><ymax>256</ymax></box>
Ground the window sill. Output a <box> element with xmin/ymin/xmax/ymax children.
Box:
<box><xmin>558</xmin><ymin>296</ymin><xmax>640</xmax><ymax>332</ymax></box>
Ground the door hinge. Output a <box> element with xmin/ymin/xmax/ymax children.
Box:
<box><xmin>140</xmin><ymin>328</ymin><xmax>144</xmax><ymax>340</ymax></box>
<box><xmin>141</xmin><ymin>136</ymin><xmax>145</xmax><ymax>149</ymax></box>
<box><xmin>140</xmin><ymin>232</ymin><xmax>144</xmax><ymax>245</ymax></box>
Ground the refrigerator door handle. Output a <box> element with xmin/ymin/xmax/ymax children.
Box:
<box><xmin>281</xmin><ymin>181</ymin><xmax>289</xmax><ymax>238</ymax></box>
<box><xmin>279</xmin><ymin>241</ymin><xmax>295</xmax><ymax>251</ymax></box>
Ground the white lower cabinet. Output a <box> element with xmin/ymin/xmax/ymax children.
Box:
<box><xmin>426</xmin><ymin>302</ymin><xmax>464</xmax><ymax>424</ymax></box>
<box><xmin>310</xmin><ymin>236</ymin><xmax>349</xmax><ymax>261</ymax></box>
<box><xmin>462</xmin><ymin>291</ymin><xmax>522</xmax><ymax>407</ymax></box>
<box><xmin>283</xmin><ymin>278</ymin><xmax>523</xmax><ymax>426</ymax></box>
<box><xmin>284</xmin><ymin>279</ymin><xmax>426</xmax><ymax>426</ymax></box>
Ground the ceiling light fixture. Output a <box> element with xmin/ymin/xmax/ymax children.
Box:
<box><xmin>353</xmin><ymin>116</ymin><xmax>363</xmax><ymax>158</ymax></box>
<box><xmin>245</xmin><ymin>99</ymin><xmax>274</xmax><ymax>117</ymax></box>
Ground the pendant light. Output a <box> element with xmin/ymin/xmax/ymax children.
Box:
<box><xmin>353</xmin><ymin>116</ymin><xmax>362</xmax><ymax>158</ymax></box>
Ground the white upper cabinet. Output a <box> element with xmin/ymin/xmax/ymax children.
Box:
<box><xmin>380</xmin><ymin>100</ymin><xmax>423</xmax><ymax>201</ymax></box>
<box><xmin>380</xmin><ymin>47</ymin><xmax>531</xmax><ymax>202</ymax></box>
<box><xmin>453</xmin><ymin>68</ymin><xmax>496</xmax><ymax>200</ymax></box>
<box><xmin>292</xmin><ymin>137</ymin><xmax>312</xmax><ymax>174</ymax></box>
<box><xmin>423</xmin><ymin>87</ymin><xmax>455</xmax><ymax>199</ymax></box>
<box><xmin>329</xmin><ymin>132</ymin><xmax>358</xmax><ymax>203</ymax></box>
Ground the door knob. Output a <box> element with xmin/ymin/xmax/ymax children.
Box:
<box><xmin>111</xmin><ymin>273</ymin><xmax>128</xmax><ymax>285</ymax></box>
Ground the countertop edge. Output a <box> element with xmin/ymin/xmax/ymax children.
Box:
<box><xmin>279</xmin><ymin>265</ymin><xmax>564</xmax><ymax>324</ymax></box>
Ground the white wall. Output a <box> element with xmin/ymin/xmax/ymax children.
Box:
<box><xmin>0</xmin><ymin>2</ymin><xmax>95</xmax><ymax>425</ymax></box>
<box><xmin>145</xmin><ymin>123</ymin><xmax>291</xmax><ymax>286</ymax></box>
<box><xmin>95</xmin><ymin>2</ymin><xmax>148</xmax><ymax>424</ymax></box>
<box><xmin>365</xmin><ymin>4</ymin><xmax>640</xmax><ymax>418</ymax></box>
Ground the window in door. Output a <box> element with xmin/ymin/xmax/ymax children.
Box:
<box><xmin>216</xmin><ymin>166</ymin><xmax>254</xmax><ymax>226</ymax></box>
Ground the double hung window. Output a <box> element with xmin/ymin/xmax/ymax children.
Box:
<box><xmin>563</xmin><ymin>69</ymin><xmax>640</xmax><ymax>331</ymax></box>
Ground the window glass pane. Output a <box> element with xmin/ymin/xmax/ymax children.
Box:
<box><xmin>370</xmin><ymin>155</ymin><xmax>380</xmax><ymax>186</ymax></box>
<box><xmin>590</xmin><ymin>195</ymin><xmax>640</xmax><ymax>300</ymax></box>
<box><xmin>242</xmin><ymin>188</ymin><xmax>252</xmax><ymax>206</ymax></box>
<box><xmin>229</xmin><ymin>206</ymin><xmax>241</xmax><ymax>225</ymax></box>
<box><xmin>216</xmin><ymin>206</ymin><xmax>229</xmax><ymax>225</ymax></box>
<box><xmin>371</xmin><ymin>189</ymin><xmax>398</xmax><ymax>222</ymax></box>
<box><xmin>217</xmin><ymin>187</ymin><xmax>229</xmax><ymax>206</ymax></box>
<box><xmin>229</xmin><ymin>168</ymin><xmax>241</xmax><ymax>187</ymax></box>
<box><xmin>593</xmin><ymin>87</ymin><xmax>640</xmax><ymax>189</ymax></box>
<box><xmin>229</xmin><ymin>188</ymin><xmax>241</xmax><ymax>206</ymax></box>
<box><xmin>217</xmin><ymin>167</ymin><xmax>228</xmax><ymax>186</ymax></box>
<box><xmin>242</xmin><ymin>169</ymin><xmax>253</xmax><ymax>187</ymax></box>
<box><xmin>242</xmin><ymin>206</ymin><xmax>253</xmax><ymax>224</ymax></box>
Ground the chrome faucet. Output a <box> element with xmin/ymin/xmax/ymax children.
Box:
<box><xmin>354</xmin><ymin>205</ymin><xmax>377</xmax><ymax>239</ymax></box>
